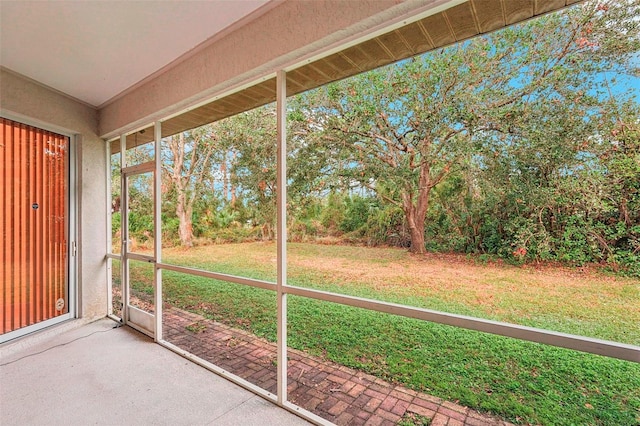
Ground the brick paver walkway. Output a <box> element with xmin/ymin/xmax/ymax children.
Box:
<box><xmin>163</xmin><ymin>307</ymin><xmax>514</xmax><ymax>426</ymax></box>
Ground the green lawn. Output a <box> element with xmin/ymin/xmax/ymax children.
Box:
<box><xmin>142</xmin><ymin>242</ymin><xmax>639</xmax><ymax>425</ymax></box>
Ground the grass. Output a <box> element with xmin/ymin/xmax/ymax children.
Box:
<box><xmin>399</xmin><ymin>412</ymin><xmax>432</xmax><ymax>426</ymax></box>
<box><xmin>161</xmin><ymin>241</ymin><xmax>639</xmax><ymax>344</ymax></box>
<box><xmin>129</xmin><ymin>242</ymin><xmax>639</xmax><ymax>425</ymax></box>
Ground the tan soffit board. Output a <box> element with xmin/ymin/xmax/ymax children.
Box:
<box><xmin>154</xmin><ymin>0</ymin><xmax>582</xmax><ymax>140</ymax></box>
<box><xmin>160</xmin><ymin>78</ymin><xmax>277</xmax><ymax>141</ymax></box>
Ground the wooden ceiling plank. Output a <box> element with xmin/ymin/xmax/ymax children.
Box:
<box><xmin>285</xmin><ymin>73</ymin><xmax>305</xmax><ymax>89</ymax></box>
<box><xmin>421</xmin><ymin>12</ymin><xmax>456</xmax><ymax>48</ymax></box>
<box><xmin>323</xmin><ymin>52</ymin><xmax>358</xmax><ymax>79</ymax></box>
<box><xmin>286</xmin><ymin>83</ymin><xmax>304</xmax><ymax>97</ymax></box>
<box><xmin>306</xmin><ymin>62</ymin><xmax>335</xmax><ymax>84</ymax></box>
<box><xmin>286</xmin><ymin>69</ymin><xmax>316</xmax><ymax>89</ymax></box>
<box><xmin>503</xmin><ymin>0</ymin><xmax>534</xmax><ymax>25</ymax></box>
<box><xmin>356</xmin><ymin>38</ymin><xmax>397</xmax><ymax>68</ymax></box>
<box><xmin>234</xmin><ymin>89</ymin><xmax>264</xmax><ymax>104</ymax></box>
<box><xmin>395</xmin><ymin>22</ymin><xmax>432</xmax><ymax>55</ymax></box>
<box><xmin>443</xmin><ymin>2</ymin><xmax>480</xmax><ymax>41</ymax></box>
<box><xmin>376</xmin><ymin>31</ymin><xmax>413</xmax><ymax>60</ymax></box>
<box><xmin>251</xmin><ymin>80</ymin><xmax>277</xmax><ymax>99</ymax></box>
<box><xmin>471</xmin><ymin>0</ymin><xmax>506</xmax><ymax>33</ymax></box>
<box><xmin>221</xmin><ymin>93</ymin><xmax>254</xmax><ymax>110</ymax></box>
<box><xmin>535</xmin><ymin>0</ymin><xmax>567</xmax><ymax>15</ymax></box>
<box><xmin>339</xmin><ymin>44</ymin><xmax>377</xmax><ymax>72</ymax></box>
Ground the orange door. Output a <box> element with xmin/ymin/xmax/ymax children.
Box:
<box><xmin>0</xmin><ymin>118</ymin><xmax>68</xmax><ymax>335</ymax></box>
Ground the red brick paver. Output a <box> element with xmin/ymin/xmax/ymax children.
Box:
<box><xmin>162</xmin><ymin>306</ymin><xmax>514</xmax><ymax>426</ymax></box>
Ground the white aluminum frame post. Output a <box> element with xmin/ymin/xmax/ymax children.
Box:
<box><xmin>276</xmin><ymin>69</ymin><xmax>288</xmax><ymax>405</ymax></box>
<box><xmin>154</xmin><ymin>121</ymin><xmax>163</xmax><ymax>342</ymax></box>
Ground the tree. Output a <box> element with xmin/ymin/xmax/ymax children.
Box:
<box><xmin>213</xmin><ymin>106</ymin><xmax>278</xmax><ymax>239</ymax></box>
<box><xmin>299</xmin><ymin>0</ymin><xmax>640</xmax><ymax>254</ymax></box>
<box><xmin>214</xmin><ymin>103</ymin><xmax>338</xmax><ymax>241</ymax></box>
<box><xmin>163</xmin><ymin>126</ymin><xmax>218</xmax><ymax>247</ymax></box>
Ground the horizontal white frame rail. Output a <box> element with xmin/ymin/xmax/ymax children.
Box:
<box><xmin>127</xmin><ymin>253</ymin><xmax>155</xmax><ymax>263</ymax></box>
<box><xmin>159</xmin><ymin>263</ymin><xmax>276</xmax><ymax>291</ymax></box>
<box><xmin>284</xmin><ymin>285</ymin><xmax>640</xmax><ymax>363</ymax></box>
<box><xmin>153</xmin><ymin>259</ymin><xmax>639</xmax><ymax>362</ymax></box>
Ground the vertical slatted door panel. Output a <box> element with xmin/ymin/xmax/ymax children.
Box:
<box><xmin>20</xmin><ymin>123</ymin><xmax>28</xmax><ymax>327</ymax></box>
<box><xmin>29</xmin><ymin>125</ymin><xmax>39</xmax><ymax>324</ymax></box>
<box><xmin>35</xmin><ymin>127</ymin><xmax>44</xmax><ymax>323</ymax></box>
<box><xmin>50</xmin><ymin>132</ymin><xmax>67</xmax><ymax>316</ymax></box>
<box><xmin>0</xmin><ymin>118</ymin><xmax>68</xmax><ymax>335</ymax></box>
<box><xmin>0</xmin><ymin>119</ymin><xmax>8</xmax><ymax>333</ymax></box>
<box><xmin>43</xmin><ymin>127</ymin><xmax>50</xmax><ymax>321</ymax></box>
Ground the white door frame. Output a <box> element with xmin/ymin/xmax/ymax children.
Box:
<box><xmin>121</xmin><ymin>161</ymin><xmax>156</xmax><ymax>337</ymax></box>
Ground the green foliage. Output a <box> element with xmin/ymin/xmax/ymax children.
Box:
<box><xmin>362</xmin><ymin>204</ymin><xmax>408</xmax><ymax>247</ymax></box>
<box><xmin>161</xmin><ymin>215</ymin><xmax>181</xmax><ymax>246</ymax></box>
<box><xmin>111</xmin><ymin>211</ymin><xmax>121</xmax><ymax>235</ymax></box>
<box><xmin>554</xmin><ymin>216</ymin><xmax>595</xmax><ymax>264</ymax></box>
<box><xmin>398</xmin><ymin>412</ymin><xmax>432</xmax><ymax>426</ymax></box>
<box><xmin>127</xmin><ymin>211</ymin><xmax>153</xmax><ymax>241</ymax></box>
<box><xmin>319</xmin><ymin>191</ymin><xmax>346</xmax><ymax>233</ymax></box>
<box><xmin>339</xmin><ymin>195</ymin><xmax>377</xmax><ymax>234</ymax></box>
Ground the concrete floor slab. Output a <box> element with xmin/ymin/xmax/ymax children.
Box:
<box><xmin>0</xmin><ymin>319</ymin><xmax>310</xmax><ymax>426</ymax></box>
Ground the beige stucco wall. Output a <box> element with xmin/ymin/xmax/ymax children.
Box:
<box><xmin>99</xmin><ymin>0</ymin><xmax>452</xmax><ymax>138</ymax></box>
<box><xmin>0</xmin><ymin>68</ymin><xmax>107</xmax><ymax>322</ymax></box>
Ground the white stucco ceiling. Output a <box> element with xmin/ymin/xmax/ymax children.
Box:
<box><xmin>0</xmin><ymin>0</ymin><xmax>272</xmax><ymax>107</ymax></box>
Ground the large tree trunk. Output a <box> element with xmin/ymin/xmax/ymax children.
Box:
<box><xmin>405</xmin><ymin>207</ymin><xmax>426</xmax><ymax>254</ymax></box>
<box><xmin>176</xmin><ymin>189</ymin><xmax>193</xmax><ymax>247</ymax></box>
<box><xmin>165</xmin><ymin>131</ymin><xmax>216</xmax><ymax>249</ymax></box>
<box><xmin>402</xmin><ymin>165</ymin><xmax>432</xmax><ymax>254</ymax></box>
<box><xmin>220</xmin><ymin>160</ymin><xmax>228</xmax><ymax>201</ymax></box>
<box><xmin>230</xmin><ymin>151</ymin><xmax>237</xmax><ymax>207</ymax></box>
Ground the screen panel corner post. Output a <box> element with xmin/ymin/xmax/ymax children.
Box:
<box><xmin>107</xmin><ymin>137</ymin><xmax>123</xmax><ymax>320</ymax></box>
<box><xmin>276</xmin><ymin>69</ymin><xmax>288</xmax><ymax>404</ymax></box>
<box><xmin>154</xmin><ymin>120</ymin><xmax>162</xmax><ymax>342</ymax></box>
